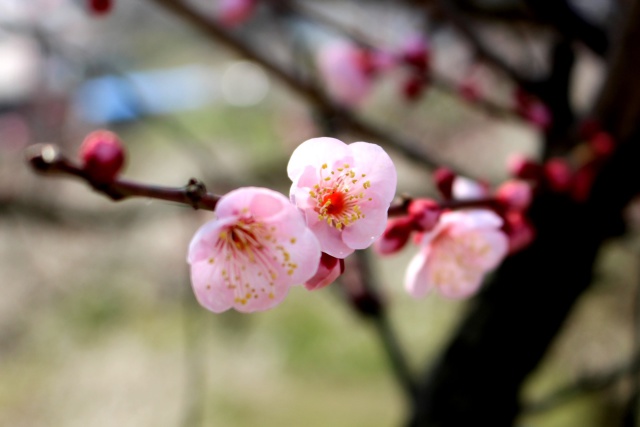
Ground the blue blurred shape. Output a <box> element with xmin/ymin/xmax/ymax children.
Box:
<box><xmin>74</xmin><ymin>65</ymin><xmax>217</xmax><ymax>124</ymax></box>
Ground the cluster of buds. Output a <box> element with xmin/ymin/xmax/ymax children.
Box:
<box><xmin>376</xmin><ymin>168</ymin><xmax>533</xmax><ymax>299</ymax></box>
<box><xmin>316</xmin><ymin>34</ymin><xmax>431</xmax><ymax>106</ymax></box>
<box><xmin>509</xmin><ymin>122</ymin><xmax>615</xmax><ymax>203</ymax></box>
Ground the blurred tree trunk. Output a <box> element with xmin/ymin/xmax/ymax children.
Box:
<box><xmin>407</xmin><ymin>2</ymin><xmax>640</xmax><ymax>426</ymax></box>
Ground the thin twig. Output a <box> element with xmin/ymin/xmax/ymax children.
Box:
<box><xmin>27</xmin><ymin>144</ymin><xmax>220</xmax><ymax>210</ymax></box>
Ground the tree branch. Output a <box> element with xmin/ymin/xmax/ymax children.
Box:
<box><xmin>147</xmin><ymin>0</ymin><xmax>467</xmax><ymax>174</ymax></box>
<box><xmin>27</xmin><ymin>144</ymin><xmax>220</xmax><ymax>210</ymax></box>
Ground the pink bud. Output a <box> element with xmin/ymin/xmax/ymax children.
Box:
<box><xmin>88</xmin><ymin>0</ymin><xmax>112</xmax><ymax>15</ymax></box>
<box><xmin>507</xmin><ymin>154</ymin><xmax>541</xmax><ymax>181</ymax></box>
<box><xmin>408</xmin><ymin>198</ymin><xmax>441</xmax><ymax>231</ymax></box>
<box><xmin>305</xmin><ymin>253</ymin><xmax>345</xmax><ymax>291</ymax></box>
<box><xmin>495</xmin><ymin>180</ymin><xmax>532</xmax><ymax>212</ymax></box>
<box><xmin>589</xmin><ymin>132</ymin><xmax>615</xmax><ymax>157</ymax></box>
<box><xmin>217</xmin><ymin>0</ymin><xmax>256</xmax><ymax>27</ymax></box>
<box><xmin>543</xmin><ymin>157</ymin><xmax>572</xmax><ymax>192</ymax></box>
<box><xmin>79</xmin><ymin>130</ymin><xmax>125</xmax><ymax>183</ymax></box>
<box><xmin>523</xmin><ymin>102</ymin><xmax>552</xmax><ymax>130</ymax></box>
<box><xmin>400</xmin><ymin>35</ymin><xmax>430</xmax><ymax>73</ymax></box>
<box><xmin>433</xmin><ymin>167</ymin><xmax>456</xmax><ymax>200</ymax></box>
<box><xmin>375</xmin><ymin>217</ymin><xmax>414</xmax><ymax>255</ymax></box>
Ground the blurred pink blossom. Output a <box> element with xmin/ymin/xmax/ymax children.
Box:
<box><xmin>317</xmin><ymin>41</ymin><xmax>376</xmax><ymax>107</ymax></box>
<box><xmin>405</xmin><ymin>210</ymin><xmax>508</xmax><ymax>299</ymax></box>
<box><xmin>188</xmin><ymin>187</ymin><xmax>321</xmax><ymax>313</ymax></box>
<box><xmin>216</xmin><ymin>0</ymin><xmax>256</xmax><ymax>27</ymax></box>
<box><xmin>288</xmin><ymin>137</ymin><xmax>397</xmax><ymax>258</ymax></box>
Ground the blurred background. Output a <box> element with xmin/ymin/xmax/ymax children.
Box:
<box><xmin>0</xmin><ymin>0</ymin><xmax>638</xmax><ymax>426</ymax></box>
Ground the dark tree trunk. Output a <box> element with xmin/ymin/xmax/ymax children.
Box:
<box><xmin>407</xmin><ymin>1</ymin><xmax>640</xmax><ymax>426</ymax></box>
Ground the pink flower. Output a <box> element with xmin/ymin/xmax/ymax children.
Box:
<box><xmin>405</xmin><ymin>210</ymin><xmax>508</xmax><ymax>299</ymax></box>
<box><xmin>216</xmin><ymin>0</ymin><xmax>257</xmax><ymax>27</ymax></box>
<box><xmin>187</xmin><ymin>187</ymin><xmax>321</xmax><ymax>313</ymax></box>
<box><xmin>288</xmin><ymin>137</ymin><xmax>397</xmax><ymax>258</ymax></box>
<box><xmin>317</xmin><ymin>41</ymin><xmax>375</xmax><ymax>107</ymax></box>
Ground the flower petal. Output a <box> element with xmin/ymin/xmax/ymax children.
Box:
<box><xmin>349</xmin><ymin>141</ymin><xmax>397</xmax><ymax>203</ymax></box>
<box><xmin>287</xmin><ymin>137</ymin><xmax>351</xmax><ymax>182</ymax></box>
<box><xmin>404</xmin><ymin>248</ymin><xmax>432</xmax><ymax>298</ymax></box>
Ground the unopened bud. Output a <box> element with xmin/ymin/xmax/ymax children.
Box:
<box><xmin>589</xmin><ymin>132</ymin><xmax>615</xmax><ymax>157</ymax></box>
<box><xmin>79</xmin><ymin>130</ymin><xmax>126</xmax><ymax>183</ymax></box>
<box><xmin>88</xmin><ymin>0</ymin><xmax>113</xmax><ymax>15</ymax></box>
<box><xmin>433</xmin><ymin>167</ymin><xmax>456</xmax><ymax>200</ymax></box>
<box><xmin>543</xmin><ymin>157</ymin><xmax>572</xmax><ymax>192</ymax></box>
<box><xmin>495</xmin><ymin>180</ymin><xmax>532</xmax><ymax>211</ymax></box>
<box><xmin>375</xmin><ymin>217</ymin><xmax>414</xmax><ymax>255</ymax></box>
<box><xmin>408</xmin><ymin>198</ymin><xmax>441</xmax><ymax>231</ymax></box>
<box><xmin>304</xmin><ymin>253</ymin><xmax>344</xmax><ymax>291</ymax></box>
<box><xmin>507</xmin><ymin>154</ymin><xmax>541</xmax><ymax>180</ymax></box>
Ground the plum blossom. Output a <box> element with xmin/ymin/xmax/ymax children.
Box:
<box><xmin>317</xmin><ymin>41</ymin><xmax>376</xmax><ymax>107</ymax></box>
<box><xmin>216</xmin><ymin>0</ymin><xmax>257</xmax><ymax>27</ymax></box>
<box><xmin>288</xmin><ymin>137</ymin><xmax>397</xmax><ymax>258</ymax></box>
<box><xmin>188</xmin><ymin>187</ymin><xmax>321</xmax><ymax>313</ymax></box>
<box><xmin>405</xmin><ymin>209</ymin><xmax>508</xmax><ymax>299</ymax></box>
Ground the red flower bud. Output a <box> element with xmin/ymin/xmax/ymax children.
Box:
<box><xmin>79</xmin><ymin>130</ymin><xmax>126</xmax><ymax>183</ymax></box>
<box><xmin>88</xmin><ymin>0</ymin><xmax>112</xmax><ymax>15</ymax></box>
<box><xmin>433</xmin><ymin>167</ymin><xmax>456</xmax><ymax>200</ymax></box>
<box><xmin>375</xmin><ymin>217</ymin><xmax>414</xmax><ymax>255</ymax></box>
<box><xmin>589</xmin><ymin>132</ymin><xmax>615</xmax><ymax>157</ymax></box>
<box><xmin>543</xmin><ymin>158</ymin><xmax>572</xmax><ymax>192</ymax></box>
<box><xmin>408</xmin><ymin>198</ymin><xmax>441</xmax><ymax>231</ymax></box>
<box><xmin>402</xmin><ymin>75</ymin><xmax>426</xmax><ymax>101</ymax></box>
<box><xmin>507</xmin><ymin>154</ymin><xmax>541</xmax><ymax>181</ymax></box>
<box><xmin>495</xmin><ymin>180</ymin><xmax>532</xmax><ymax>212</ymax></box>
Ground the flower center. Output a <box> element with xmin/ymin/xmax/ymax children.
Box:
<box><xmin>309</xmin><ymin>162</ymin><xmax>373</xmax><ymax>230</ymax></box>
<box><xmin>322</xmin><ymin>191</ymin><xmax>346</xmax><ymax>215</ymax></box>
<box><xmin>209</xmin><ymin>214</ymin><xmax>296</xmax><ymax>306</ymax></box>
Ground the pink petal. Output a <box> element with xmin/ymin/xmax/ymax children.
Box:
<box><xmin>452</xmin><ymin>176</ymin><xmax>489</xmax><ymax>200</ymax></box>
<box><xmin>305</xmin><ymin>253</ymin><xmax>344</xmax><ymax>291</ymax></box>
<box><xmin>190</xmin><ymin>261</ymin><xmax>235</xmax><ymax>313</ymax></box>
<box><xmin>287</xmin><ymin>137</ymin><xmax>351</xmax><ymax>182</ymax></box>
<box><xmin>309</xmin><ymin>220</ymin><xmax>354</xmax><ymax>258</ymax></box>
<box><xmin>404</xmin><ymin>248</ymin><xmax>432</xmax><ymax>298</ymax></box>
<box><xmin>348</xmin><ymin>141</ymin><xmax>397</xmax><ymax>203</ymax></box>
<box><xmin>342</xmin><ymin>202</ymin><xmax>388</xmax><ymax>249</ymax></box>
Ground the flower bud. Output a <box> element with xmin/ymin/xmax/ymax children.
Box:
<box><xmin>79</xmin><ymin>130</ymin><xmax>126</xmax><ymax>183</ymax></box>
<box><xmin>408</xmin><ymin>198</ymin><xmax>441</xmax><ymax>231</ymax></box>
<box><xmin>402</xmin><ymin>75</ymin><xmax>426</xmax><ymax>101</ymax></box>
<box><xmin>374</xmin><ymin>217</ymin><xmax>414</xmax><ymax>255</ymax></box>
<box><xmin>543</xmin><ymin>157</ymin><xmax>572</xmax><ymax>192</ymax></box>
<box><xmin>88</xmin><ymin>0</ymin><xmax>112</xmax><ymax>15</ymax></box>
<box><xmin>433</xmin><ymin>167</ymin><xmax>456</xmax><ymax>200</ymax></box>
<box><xmin>589</xmin><ymin>132</ymin><xmax>615</xmax><ymax>157</ymax></box>
<box><xmin>305</xmin><ymin>253</ymin><xmax>345</xmax><ymax>291</ymax></box>
<box><xmin>507</xmin><ymin>154</ymin><xmax>541</xmax><ymax>180</ymax></box>
<box><xmin>495</xmin><ymin>180</ymin><xmax>532</xmax><ymax>212</ymax></box>
<box><xmin>400</xmin><ymin>35</ymin><xmax>430</xmax><ymax>73</ymax></box>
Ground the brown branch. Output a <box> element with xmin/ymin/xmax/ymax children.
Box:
<box><xmin>26</xmin><ymin>144</ymin><xmax>220</xmax><ymax>210</ymax></box>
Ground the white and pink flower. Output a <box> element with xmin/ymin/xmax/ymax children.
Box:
<box><xmin>288</xmin><ymin>137</ymin><xmax>397</xmax><ymax>258</ymax></box>
<box><xmin>187</xmin><ymin>187</ymin><xmax>321</xmax><ymax>313</ymax></box>
<box><xmin>405</xmin><ymin>209</ymin><xmax>508</xmax><ymax>299</ymax></box>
